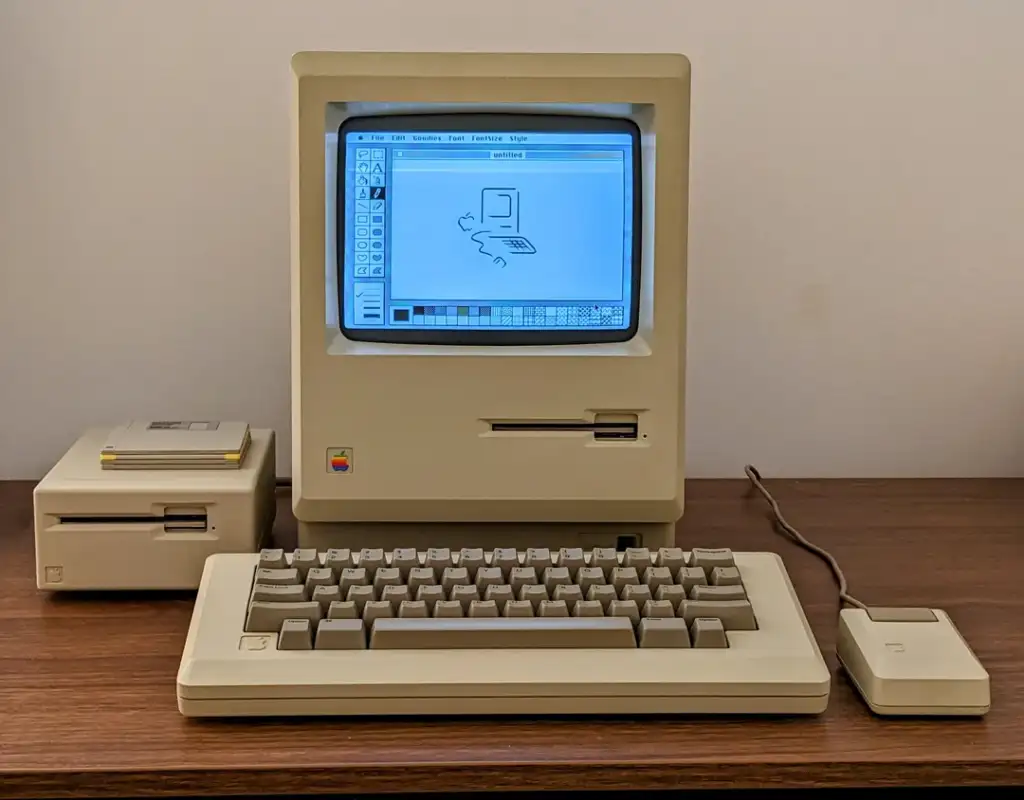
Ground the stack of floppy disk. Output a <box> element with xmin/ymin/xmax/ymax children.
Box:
<box><xmin>99</xmin><ymin>420</ymin><xmax>251</xmax><ymax>470</ymax></box>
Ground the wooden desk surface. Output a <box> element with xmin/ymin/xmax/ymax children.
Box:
<box><xmin>1</xmin><ymin>478</ymin><xmax>1022</xmax><ymax>796</ymax></box>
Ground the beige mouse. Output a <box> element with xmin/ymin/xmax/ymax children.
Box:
<box><xmin>837</xmin><ymin>607</ymin><xmax>990</xmax><ymax>716</ymax></box>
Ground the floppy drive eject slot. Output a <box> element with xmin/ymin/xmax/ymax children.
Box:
<box><xmin>57</xmin><ymin>505</ymin><xmax>208</xmax><ymax>533</ymax></box>
<box><xmin>488</xmin><ymin>412</ymin><xmax>639</xmax><ymax>440</ymax></box>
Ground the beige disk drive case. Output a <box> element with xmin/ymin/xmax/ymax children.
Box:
<box><xmin>34</xmin><ymin>423</ymin><xmax>277</xmax><ymax>590</ymax></box>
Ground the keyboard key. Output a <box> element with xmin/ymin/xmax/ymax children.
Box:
<box><xmin>311</xmin><ymin>584</ymin><xmax>341</xmax><ymax>611</ymax></box>
<box><xmin>245</xmin><ymin>601</ymin><xmax>321</xmax><ymax>633</ymax></box>
<box><xmin>441</xmin><ymin>566</ymin><xmax>470</xmax><ymax>593</ymax></box>
<box><xmin>468</xmin><ymin>599</ymin><xmax>499</xmax><ymax>618</ymax></box>
<box><xmin>610</xmin><ymin>566</ymin><xmax>640</xmax><ymax>593</ymax></box>
<box><xmin>407</xmin><ymin>567</ymin><xmax>436</xmax><ymax>591</ymax></box>
<box><xmin>425</xmin><ymin>547</ymin><xmax>453</xmax><ymax>576</ymax></box>
<box><xmin>519</xmin><ymin>584</ymin><xmax>548</xmax><ymax>610</ymax></box>
<box><xmin>679</xmin><ymin>599</ymin><xmax>756</xmax><ymax>631</ymax></box>
<box><xmin>542</xmin><ymin>566</ymin><xmax>571</xmax><ymax>593</ymax></box>
<box><xmin>398</xmin><ymin>600</ymin><xmax>429</xmax><ymax>618</ymax></box>
<box><xmin>691</xmin><ymin>617</ymin><xmax>728</xmax><ymax>648</ymax></box>
<box><xmin>363</xmin><ymin>600</ymin><xmax>393</xmax><ymax>629</ymax></box>
<box><xmin>691</xmin><ymin>584</ymin><xmax>746</xmax><ymax>602</ymax></box>
<box><xmin>557</xmin><ymin>547</ymin><xmax>585</xmax><ymax>576</ymax></box>
<box><xmin>327</xmin><ymin>600</ymin><xmax>359</xmax><ymax>620</ymax></box>
<box><xmin>325</xmin><ymin>548</ymin><xmax>353</xmax><ymax>574</ymax></box>
<box><xmin>609</xmin><ymin>599</ymin><xmax>640</xmax><ymax>625</ymax></box>
<box><xmin>449</xmin><ymin>584</ymin><xmax>479</xmax><ymax>611</ymax></box>
<box><xmin>258</xmin><ymin>548</ymin><xmax>286</xmax><ymax>569</ymax></box>
<box><xmin>691</xmin><ymin>548</ymin><xmax>734</xmax><ymax>572</ymax></box>
<box><xmin>655</xmin><ymin>584</ymin><xmax>686</xmax><ymax>607</ymax></box>
<box><xmin>278</xmin><ymin>618</ymin><xmax>313</xmax><ymax>650</ymax></box>
<box><xmin>380</xmin><ymin>584</ymin><xmax>411</xmax><ymax>610</ymax></box>
<box><xmin>339</xmin><ymin>567</ymin><xmax>368</xmax><ymax>595</ymax></box>
<box><xmin>552</xmin><ymin>584</ymin><xmax>583</xmax><ymax>612</ymax></box>
<box><xmin>458</xmin><ymin>548</ymin><xmax>486</xmax><ymax>578</ymax></box>
<box><xmin>474</xmin><ymin>566</ymin><xmax>504</xmax><ymax>591</ymax></box>
<box><xmin>490</xmin><ymin>548</ymin><xmax>519</xmax><ymax>577</ymax></box>
<box><xmin>483</xmin><ymin>584</ymin><xmax>514</xmax><ymax>613</ymax></box>
<box><xmin>315</xmin><ymin>619</ymin><xmax>365</xmax><ymax>649</ymax></box>
<box><xmin>638</xmin><ymin>618</ymin><xmax>691</xmax><ymax>648</ymax></box>
<box><xmin>504</xmin><ymin>599</ymin><xmax>534</xmax><ymax>617</ymax></box>
<box><xmin>416</xmin><ymin>585</ymin><xmax>445</xmax><ymax>612</ymax></box>
<box><xmin>509</xmin><ymin>566</ymin><xmax>537</xmax><ymax>592</ymax></box>
<box><xmin>390</xmin><ymin>548</ymin><xmax>419</xmax><ymax>578</ymax></box>
<box><xmin>538</xmin><ymin>599</ymin><xmax>569</xmax><ymax>618</ymax></box>
<box><xmin>587</xmin><ymin>584</ymin><xmax>617</xmax><ymax>611</ymax></box>
<box><xmin>256</xmin><ymin>568</ymin><xmax>300</xmax><ymax>586</ymax></box>
<box><xmin>572</xmin><ymin>599</ymin><xmax>605</xmax><ymax>617</ymax></box>
<box><xmin>623</xmin><ymin>547</ymin><xmax>652</xmax><ymax>571</ymax></box>
<box><xmin>710</xmin><ymin>566</ymin><xmax>743</xmax><ymax>586</ymax></box>
<box><xmin>369</xmin><ymin>617</ymin><xmax>638</xmax><ymax>649</ymax></box>
<box><xmin>622</xmin><ymin>584</ymin><xmax>652</xmax><ymax>605</ymax></box>
<box><xmin>525</xmin><ymin>547</ymin><xmax>553</xmax><ymax>570</ymax></box>
<box><xmin>676</xmin><ymin>566</ymin><xmax>707</xmax><ymax>591</ymax></box>
<box><xmin>358</xmin><ymin>548</ymin><xmax>385</xmax><ymax>576</ymax></box>
<box><xmin>251</xmin><ymin>583</ymin><xmax>306</xmax><ymax>603</ymax></box>
<box><xmin>590</xmin><ymin>547</ymin><xmax>619</xmax><ymax>577</ymax></box>
<box><xmin>576</xmin><ymin>566</ymin><xmax>605</xmax><ymax>594</ymax></box>
<box><xmin>346</xmin><ymin>585</ymin><xmax>375</xmax><ymax>614</ymax></box>
<box><xmin>305</xmin><ymin>567</ymin><xmax>335</xmax><ymax>592</ymax></box>
<box><xmin>433</xmin><ymin>599</ymin><xmax>463</xmax><ymax>618</ymax></box>
<box><xmin>291</xmin><ymin>548</ymin><xmax>319</xmax><ymax>577</ymax></box>
<box><xmin>642</xmin><ymin>599</ymin><xmax>675</xmax><ymax>619</ymax></box>
<box><xmin>655</xmin><ymin>547</ymin><xmax>687</xmax><ymax>571</ymax></box>
<box><xmin>373</xmin><ymin>567</ymin><xmax>402</xmax><ymax>593</ymax></box>
<box><xmin>642</xmin><ymin>566</ymin><xmax>673</xmax><ymax>594</ymax></box>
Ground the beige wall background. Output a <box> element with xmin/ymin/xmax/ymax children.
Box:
<box><xmin>1</xmin><ymin>0</ymin><xmax>1022</xmax><ymax>479</ymax></box>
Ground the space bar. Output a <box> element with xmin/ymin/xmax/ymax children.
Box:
<box><xmin>369</xmin><ymin>617</ymin><xmax>637</xmax><ymax>649</ymax></box>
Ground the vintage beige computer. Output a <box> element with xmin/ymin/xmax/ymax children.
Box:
<box><xmin>291</xmin><ymin>52</ymin><xmax>689</xmax><ymax>552</ymax></box>
<box><xmin>177</xmin><ymin>52</ymin><xmax>836</xmax><ymax>717</ymax></box>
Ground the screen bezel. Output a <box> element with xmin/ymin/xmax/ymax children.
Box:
<box><xmin>336</xmin><ymin>113</ymin><xmax>643</xmax><ymax>345</ymax></box>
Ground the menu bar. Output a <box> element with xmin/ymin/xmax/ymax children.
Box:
<box><xmin>344</xmin><ymin>132</ymin><xmax>632</xmax><ymax>145</ymax></box>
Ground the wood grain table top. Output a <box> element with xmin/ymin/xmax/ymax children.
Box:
<box><xmin>0</xmin><ymin>477</ymin><xmax>1022</xmax><ymax>796</ymax></box>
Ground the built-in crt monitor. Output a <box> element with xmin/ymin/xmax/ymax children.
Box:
<box><xmin>337</xmin><ymin>115</ymin><xmax>641</xmax><ymax>345</ymax></box>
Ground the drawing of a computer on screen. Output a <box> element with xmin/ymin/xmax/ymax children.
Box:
<box><xmin>457</xmin><ymin>188</ymin><xmax>537</xmax><ymax>268</ymax></box>
<box><xmin>480</xmin><ymin>188</ymin><xmax>537</xmax><ymax>253</ymax></box>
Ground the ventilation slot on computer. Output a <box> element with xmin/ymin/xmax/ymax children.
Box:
<box><xmin>489</xmin><ymin>414</ymin><xmax>638</xmax><ymax>441</ymax></box>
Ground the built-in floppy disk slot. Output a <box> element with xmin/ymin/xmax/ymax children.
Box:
<box><xmin>488</xmin><ymin>413</ymin><xmax>639</xmax><ymax>441</ymax></box>
<box><xmin>56</xmin><ymin>506</ymin><xmax>208</xmax><ymax>533</ymax></box>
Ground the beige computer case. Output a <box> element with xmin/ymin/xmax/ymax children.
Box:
<box><xmin>291</xmin><ymin>52</ymin><xmax>690</xmax><ymax>550</ymax></box>
<box><xmin>34</xmin><ymin>428</ymin><xmax>277</xmax><ymax>590</ymax></box>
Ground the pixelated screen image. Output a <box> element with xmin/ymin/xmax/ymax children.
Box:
<box><xmin>328</xmin><ymin>114</ymin><xmax>641</xmax><ymax>343</ymax></box>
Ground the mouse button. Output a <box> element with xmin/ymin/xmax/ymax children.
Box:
<box><xmin>866</xmin><ymin>607</ymin><xmax>937</xmax><ymax>623</ymax></box>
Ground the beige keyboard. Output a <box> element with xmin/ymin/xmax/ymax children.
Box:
<box><xmin>177</xmin><ymin>546</ymin><xmax>830</xmax><ymax>716</ymax></box>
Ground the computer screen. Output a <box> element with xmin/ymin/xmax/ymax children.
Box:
<box><xmin>334</xmin><ymin>114</ymin><xmax>641</xmax><ymax>344</ymax></box>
